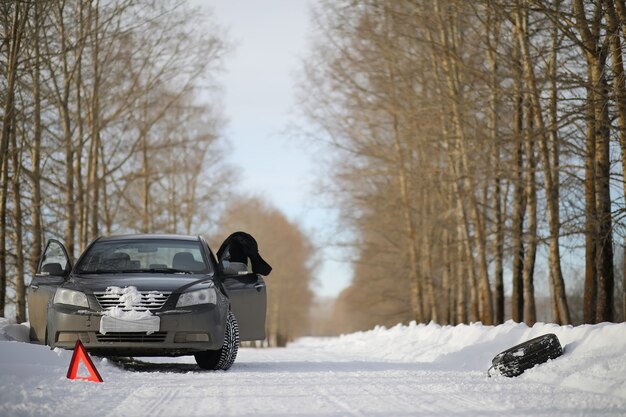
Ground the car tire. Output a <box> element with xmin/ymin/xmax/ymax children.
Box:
<box><xmin>195</xmin><ymin>311</ymin><xmax>239</xmax><ymax>371</ymax></box>
<box><xmin>489</xmin><ymin>333</ymin><xmax>563</xmax><ymax>377</ymax></box>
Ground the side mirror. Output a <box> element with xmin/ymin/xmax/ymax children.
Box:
<box><xmin>40</xmin><ymin>262</ymin><xmax>68</xmax><ymax>277</ymax></box>
<box><xmin>37</xmin><ymin>239</ymin><xmax>72</xmax><ymax>278</ymax></box>
<box><xmin>220</xmin><ymin>261</ymin><xmax>250</xmax><ymax>276</ymax></box>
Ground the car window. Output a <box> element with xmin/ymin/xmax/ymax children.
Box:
<box><xmin>40</xmin><ymin>241</ymin><xmax>69</xmax><ymax>273</ymax></box>
<box><xmin>75</xmin><ymin>239</ymin><xmax>210</xmax><ymax>274</ymax></box>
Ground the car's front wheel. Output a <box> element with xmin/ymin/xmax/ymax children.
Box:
<box><xmin>195</xmin><ymin>311</ymin><xmax>239</xmax><ymax>371</ymax></box>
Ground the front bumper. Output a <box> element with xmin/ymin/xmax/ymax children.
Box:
<box><xmin>47</xmin><ymin>303</ymin><xmax>228</xmax><ymax>356</ymax></box>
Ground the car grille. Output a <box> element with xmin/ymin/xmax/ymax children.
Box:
<box><xmin>96</xmin><ymin>332</ymin><xmax>167</xmax><ymax>343</ymax></box>
<box><xmin>93</xmin><ymin>291</ymin><xmax>171</xmax><ymax>311</ymax></box>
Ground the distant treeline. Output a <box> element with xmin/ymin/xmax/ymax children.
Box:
<box><xmin>300</xmin><ymin>0</ymin><xmax>626</xmax><ymax>330</ymax></box>
<box><xmin>215</xmin><ymin>196</ymin><xmax>315</xmax><ymax>347</ymax></box>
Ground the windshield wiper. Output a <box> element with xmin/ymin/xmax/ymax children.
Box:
<box><xmin>80</xmin><ymin>269</ymin><xmax>126</xmax><ymax>274</ymax></box>
<box><xmin>140</xmin><ymin>268</ymin><xmax>193</xmax><ymax>274</ymax></box>
<box><xmin>79</xmin><ymin>268</ymin><xmax>194</xmax><ymax>275</ymax></box>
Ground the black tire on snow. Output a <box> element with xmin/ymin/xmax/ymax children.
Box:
<box><xmin>489</xmin><ymin>333</ymin><xmax>563</xmax><ymax>377</ymax></box>
<box><xmin>195</xmin><ymin>311</ymin><xmax>239</xmax><ymax>371</ymax></box>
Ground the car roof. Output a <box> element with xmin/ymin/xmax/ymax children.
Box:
<box><xmin>97</xmin><ymin>234</ymin><xmax>200</xmax><ymax>242</ymax></box>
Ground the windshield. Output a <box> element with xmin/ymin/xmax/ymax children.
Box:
<box><xmin>75</xmin><ymin>239</ymin><xmax>211</xmax><ymax>274</ymax></box>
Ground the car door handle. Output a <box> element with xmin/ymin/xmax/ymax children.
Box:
<box><xmin>30</xmin><ymin>285</ymin><xmax>39</xmax><ymax>290</ymax></box>
<box><xmin>254</xmin><ymin>284</ymin><xmax>265</xmax><ymax>292</ymax></box>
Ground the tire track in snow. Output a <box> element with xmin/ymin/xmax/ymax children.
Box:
<box><xmin>312</xmin><ymin>383</ymin><xmax>365</xmax><ymax>417</ymax></box>
<box><xmin>272</xmin><ymin>346</ymin><xmax>492</xmax><ymax>415</ymax></box>
<box><xmin>80</xmin><ymin>347</ymin><xmax>626</xmax><ymax>417</ymax></box>
<box><xmin>104</xmin><ymin>383</ymin><xmax>182</xmax><ymax>417</ymax></box>
<box><xmin>304</xmin><ymin>369</ymin><xmax>507</xmax><ymax>415</ymax></box>
<box><xmin>390</xmin><ymin>372</ymin><xmax>508</xmax><ymax>413</ymax></box>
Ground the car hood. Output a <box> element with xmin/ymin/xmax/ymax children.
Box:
<box><xmin>64</xmin><ymin>273</ymin><xmax>214</xmax><ymax>293</ymax></box>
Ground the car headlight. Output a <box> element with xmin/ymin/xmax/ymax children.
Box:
<box><xmin>176</xmin><ymin>288</ymin><xmax>216</xmax><ymax>307</ymax></box>
<box><xmin>54</xmin><ymin>288</ymin><xmax>89</xmax><ymax>308</ymax></box>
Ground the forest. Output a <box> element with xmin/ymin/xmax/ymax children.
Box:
<box><xmin>300</xmin><ymin>0</ymin><xmax>626</xmax><ymax>331</ymax></box>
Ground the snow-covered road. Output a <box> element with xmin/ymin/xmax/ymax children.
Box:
<box><xmin>1</xmin><ymin>320</ymin><xmax>625</xmax><ymax>416</ymax></box>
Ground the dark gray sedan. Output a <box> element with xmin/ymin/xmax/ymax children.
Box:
<box><xmin>27</xmin><ymin>233</ymin><xmax>271</xmax><ymax>370</ymax></box>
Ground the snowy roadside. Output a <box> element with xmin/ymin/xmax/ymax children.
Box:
<box><xmin>1</xmin><ymin>317</ymin><xmax>625</xmax><ymax>417</ymax></box>
<box><xmin>293</xmin><ymin>320</ymin><xmax>626</xmax><ymax>399</ymax></box>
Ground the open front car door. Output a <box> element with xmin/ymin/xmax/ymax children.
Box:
<box><xmin>27</xmin><ymin>239</ymin><xmax>71</xmax><ymax>343</ymax></box>
<box><xmin>217</xmin><ymin>232</ymin><xmax>271</xmax><ymax>341</ymax></box>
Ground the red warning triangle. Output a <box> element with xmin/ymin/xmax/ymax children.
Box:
<box><xmin>66</xmin><ymin>340</ymin><xmax>103</xmax><ymax>382</ymax></box>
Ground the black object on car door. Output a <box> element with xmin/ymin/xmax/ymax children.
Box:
<box><xmin>27</xmin><ymin>239</ymin><xmax>71</xmax><ymax>343</ymax></box>
<box><xmin>217</xmin><ymin>232</ymin><xmax>271</xmax><ymax>341</ymax></box>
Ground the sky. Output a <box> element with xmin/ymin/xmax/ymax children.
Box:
<box><xmin>203</xmin><ymin>0</ymin><xmax>352</xmax><ymax>298</ymax></box>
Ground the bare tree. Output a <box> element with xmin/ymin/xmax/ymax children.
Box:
<box><xmin>0</xmin><ymin>0</ymin><xmax>230</xmax><ymax>319</ymax></box>
<box><xmin>573</xmin><ymin>0</ymin><xmax>615</xmax><ymax>322</ymax></box>
<box><xmin>300</xmin><ymin>0</ymin><xmax>625</xmax><ymax>330</ymax></box>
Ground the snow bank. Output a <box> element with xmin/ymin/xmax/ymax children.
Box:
<box><xmin>0</xmin><ymin>318</ymin><xmax>107</xmax><ymax>379</ymax></box>
<box><xmin>293</xmin><ymin>320</ymin><xmax>626</xmax><ymax>399</ymax></box>
<box><xmin>0</xmin><ymin>319</ymin><xmax>31</xmax><ymax>343</ymax></box>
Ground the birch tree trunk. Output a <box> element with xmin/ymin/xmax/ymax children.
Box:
<box><xmin>547</xmin><ymin>0</ymin><xmax>562</xmax><ymax>322</ymax></box>
<box><xmin>0</xmin><ymin>2</ymin><xmax>28</xmax><ymax>317</ymax></box>
<box><xmin>435</xmin><ymin>0</ymin><xmax>493</xmax><ymax>324</ymax></box>
<box><xmin>573</xmin><ymin>0</ymin><xmax>614</xmax><ymax>323</ymax></box>
<box><xmin>88</xmin><ymin>0</ymin><xmax>102</xmax><ymax>242</ymax></box>
<box><xmin>484</xmin><ymin>3</ymin><xmax>504</xmax><ymax>324</ymax></box>
<box><xmin>583</xmin><ymin>79</ymin><xmax>598</xmax><ymax>323</ymax></box>
<box><xmin>11</xmin><ymin>122</ymin><xmax>25</xmax><ymax>322</ymax></box>
<box><xmin>605</xmin><ymin>0</ymin><xmax>626</xmax><ymax>320</ymax></box>
<box><xmin>0</xmin><ymin>154</ymin><xmax>8</xmax><ymax>318</ymax></box>
<box><xmin>392</xmin><ymin>112</ymin><xmax>423</xmax><ymax>323</ymax></box>
<box><xmin>28</xmin><ymin>1</ymin><xmax>44</xmax><ymax>276</ymax></box>
<box><xmin>515</xmin><ymin>0</ymin><xmax>570</xmax><ymax>324</ymax></box>
<box><xmin>51</xmin><ymin>1</ymin><xmax>82</xmax><ymax>261</ymax></box>
<box><xmin>510</xmin><ymin>25</ymin><xmax>526</xmax><ymax>322</ymax></box>
<box><xmin>522</xmin><ymin>100</ymin><xmax>538</xmax><ymax>326</ymax></box>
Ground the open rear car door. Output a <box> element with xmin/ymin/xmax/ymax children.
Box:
<box><xmin>27</xmin><ymin>239</ymin><xmax>71</xmax><ymax>343</ymax></box>
<box><xmin>217</xmin><ymin>232</ymin><xmax>271</xmax><ymax>341</ymax></box>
